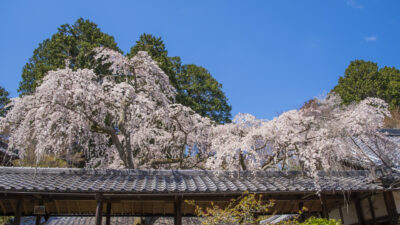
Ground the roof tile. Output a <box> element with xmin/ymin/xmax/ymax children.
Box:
<box><xmin>0</xmin><ymin>167</ymin><xmax>386</xmax><ymax>194</ymax></box>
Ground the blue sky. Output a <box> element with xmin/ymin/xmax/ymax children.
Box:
<box><xmin>1</xmin><ymin>0</ymin><xmax>399</xmax><ymax>119</ymax></box>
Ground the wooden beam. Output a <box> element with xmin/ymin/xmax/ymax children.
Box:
<box><xmin>95</xmin><ymin>194</ymin><xmax>103</xmax><ymax>225</ymax></box>
<box><xmin>106</xmin><ymin>202</ymin><xmax>111</xmax><ymax>225</ymax></box>
<box><xmin>0</xmin><ymin>191</ymin><xmax>349</xmax><ymax>201</ymax></box>
<box><xmin>174</xmin><ymin>196</ymin><xmax>182</xmax><ymax>225</ymax></box>
<box><xmin>13</xmin><ymin>198</ymin><xmax>22</xmax><ymax>225</ymax></box>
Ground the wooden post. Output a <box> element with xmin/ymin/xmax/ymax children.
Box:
<box><xmin>106</xmin><ymin>202</ymin><xmax>112</xmax><ymax>225</ymax></box>
<box><xmin>354</xmin><ymin>198</ymin><xmax>364</xmax><ymax>225</ymax></box>
<box><xmin>320</xmin><ymin>194</ymin><xmax>329</xmax><ymax>219</ymax></box>
<box><xmin>35</xmin><ymin>215</ymin><xmax>41</xmax><ymax>225</ymax></box>
<box><xmin>95</xmin><ymin>194</ymin><xmax>103</xmax><ymax>225</ymax></box>
<box><xmin>13</xmin><ymin>198</ymin><xmax>22</xmax><ymax>225</ymax></box>
<box><xmin>338</xmin><ymin>207</ymin><xmax>344</xmax><ymax>224</ymax></box>
<box><xmin>174</xmin><ymin>196</ymin><xmax>182</xmax><ymax>225</ymax></box>
<box><xmin>298</xmin><ymin>202</ymin><xmax>305</xmax><ymax>222</ymax></box>
<box><xmin>383</xmin><ymin>191</ymin><xmax>398</xmax><ymax>223</ymax></box>
<box><xmin>367</xmin><ymin>197</ymin><xmax>376</xmax><ymax>223</ymax></box>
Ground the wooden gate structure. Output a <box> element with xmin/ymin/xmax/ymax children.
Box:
<box><xmin>0</xmin><ymin>167</ymin><xmax>399</xmax><ymax>225</ymax></box>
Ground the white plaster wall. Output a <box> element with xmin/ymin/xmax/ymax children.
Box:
<box><xmin>329</xmin><ymin>208</ymin><xmax>341</xmax><ymax>222</ymax></box>
<box><xmin>371</xmin><ymin>193</ymin><xmax>388</xmax><ymax>218</ymax></box>
<box><xmin>360</xmin><ymin>198</ymin><xmax>373</xmax><ymax>221</ymax></box>
<box><xmin>341</xmin><ymin>203</ymin><xmax>358</xmax><ymax>225</ymax></box>
<box><xmin>392</xmin><ymin>191</ymin><xmax>400</xmax><ymax>213</ymax></box>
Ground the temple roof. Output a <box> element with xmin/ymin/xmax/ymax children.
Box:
<box><xmin>0</xmin><ymin>167</ymin><xmax>384</xmax><ymax>194</ymax></box>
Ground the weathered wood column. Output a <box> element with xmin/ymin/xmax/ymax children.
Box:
<box><xmin>174</xmin><ymin>196</ymin><xmax>182</xmax><ymax>225</ymax></box>
<box><xmin>95</xmin><ymin>194</ymin><xmax>103</xmax><ymax>225</ymax></box>
<box><xmin>298</xmin><ymin>202</ymin><xmax>305</xmax><ymax>222</ymax></box>
<box><xmin>383</xmin><ymin>191</ymin><xmax>399</xmax><ymax>224</ymax></box>
<box><xmin>367</xmin><ymin>197</ymin><xmax>376</xmax><ymax>224</ymax></box>
<box><xmin>106</xmin><ymin>202</ymin><xmax>112</xmax><ymax>225</ymax></box>
<box><xmin>13</xmin><ymin>198</ymin><xmax>22</xmax><ymax>225</ymax></box>
<box><xmin>354</xmin><ymin>198</ymin><xmax>364</xmax><ymax>225</ymax></box>
<box><xmin>35</xmin><ymin>215</ymin><xmax>41</xmax><ymax>225</ymax></box>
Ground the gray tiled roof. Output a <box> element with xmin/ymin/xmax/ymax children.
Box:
<box><xmin>20</xmin><ymin>216</ymin><xmax>200</xmax><ymax>225</ymax></box>
<box><xmin>260</xmin><ymin>214</ymin><xmax>296</xmax><ymax>224</ymax></box>
<box><xmin>0</xmin><ymin>167</ymin><xmax>383</xmax><ymax>194</ymax></box>
<box><xmin>345</xmin><ymin>129</ymin><xmax>400</xmax><ymax>168</ymax></box>
<box><xmin>20</xmin><ymin>216</ymin><xmax>137</xmax><ymax>225</ymax></box>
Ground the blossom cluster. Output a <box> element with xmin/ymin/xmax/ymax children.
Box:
<box><xmin>1</xmin><ymin>48</ymin><xmax>398</xmax><ymax>177</ymax></box>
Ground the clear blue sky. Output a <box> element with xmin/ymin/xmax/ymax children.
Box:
<box><xmin>1</xmin><ymin>0</ymin><xmax>399</xmax><ymax>119</ymax></box>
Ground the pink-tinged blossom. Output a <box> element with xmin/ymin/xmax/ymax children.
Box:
<box><xmin>207</xmin><ymin>95</ymin><xmax>399</xmax><ymax>177</ymax></box>
<box><xmin>1</xmin><ymin>48</ymin><xmax>398</xmax><ymax>178</ymax></box>
<box><xmin>1</xmin><ymin>49</ymin><xmax>211</xmax><ymax>169</ymax></box>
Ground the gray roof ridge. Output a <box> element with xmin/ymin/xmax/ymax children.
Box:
<box><xmin>0</xmin><ymin>166</ymin><xmax>372</xmax><ymax>178</ymax></box>
<box><xmin>380</xmin><ymin>128</ymin><xmax>400</xmax><ymax>136</ymax></box>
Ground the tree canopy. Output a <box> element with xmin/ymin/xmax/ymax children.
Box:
<box><xmin>18</xmin><ymin>21</ymin><xmax>232</xmax><ymax>123</ymax></box>
<box><xmin>332</xmin><ymin>60</ymin><xmax>400</xmax><ymax>108</ymax></box>
<box><xmin>18</xmin><ymin>18</ymin><xmax>121</xmax><ymax>95</ymax></box>
<box><xmin>2</xmin><ymin>48</ymin><xmax>212</xmax><ymax>169</ymax></box>
<box><xmin>176</xmin><ymin>64</ymin><xmax>232</xmax><ymax>124</ymax></box>
<box><xmin>2</xmin><ymin>46</ymin><xmax>398</xmax><ymax>180</ymax></box>
<box><xmin>0</xmin><ymin>86</ymin><xmax>10</xmax><ymax>117</ymax></box>
<box><xmin>128</xmin><ymin>33</ymin><xmax>232</xmax><ymax>123</ymax></box>
<box><xmin>207</xmin><ymin>95</ymin><xmax>395</xmax><ymax>176</ymax></box>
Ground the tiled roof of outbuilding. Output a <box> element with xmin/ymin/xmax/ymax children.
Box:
<box><xmin>344</xmin><ymin>129</ymin><xmax>400</xmax><ymax>168</ymax></box>
<box><xmin>20</xmin><ymin>216</ymin><xmax>138</xmax><ymax>225</ymax></box>
<box><xmin>20</xmin><ymin>216</ymin><xmax>200</xmax><ymax>225</ymax></box>
<box><xmin>0</xmin><ymin>167</ymin><xmax>384</xmax><ymax>194</ymax></box>
<box><xmin>260</xmin><ymin>214</ymin><xmax>296</xmax><ymax>224</ymax></box>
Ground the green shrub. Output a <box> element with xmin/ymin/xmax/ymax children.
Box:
<box><xmin>298</xmin><ymin>217</ymin><xmax>341</xmax><ymax>225</ymax></box>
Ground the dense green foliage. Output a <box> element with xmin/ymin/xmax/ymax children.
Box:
<box><xmin>0</xmin><ymin>86</ymin><xmax>10</xmax><ymax>117</ymax></box>
<box><xmin>18</xmin><ymin>18</ymin><xmax>121</xmax><ymax>95</ymax></box>
<box><xmin>128</xmin><ymin>34</ymin><xmax>231</xmax><ymax>123</ymax></box>
<box><xmin>128</xmin><ymin>33</ymin><xmax>181</xmax><ymax>87</ymax></box>
<box><xmin>332</xmin><ymin>60</ymin><xmax>400</xmax><ymax>108</ymax></box>
<box><xmin>188</xmin><ymin>191</ymin><xmax>342</xmax><ymax>225</ymax></box>
<box><xmin>0</xmin><ymin>216</ymin><xmax>12</xmax><ymax>225</ymax></box>
<box><xmin>295</xmin><ymin>217</ymin><xmax>341</xmax><ymax>225</ymax></box>
<box><xmin>18</xmin><ymin>20</ymin><xmax>232</xmax><ymax>123</ymax></box>
<box><xmin>187</xmin><ymin>191</ymin><xmax>273</xmax><ymax>225</ymax></box>
<box><xmin>176</xmin><ymin>64</ymin><xmax>232</xmax><ymax>123</ymax></box>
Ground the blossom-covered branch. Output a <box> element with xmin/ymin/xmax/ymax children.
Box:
<box><xmin>1</xmin><ymin>49</ymin><xmax>212</xmax><ymax>169</ymax></box>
